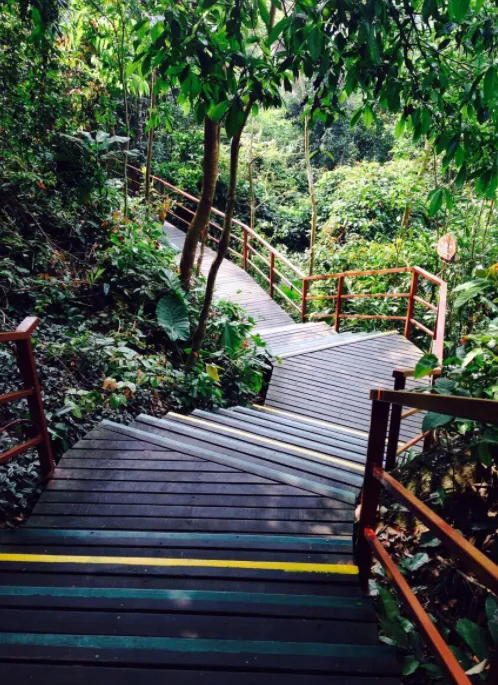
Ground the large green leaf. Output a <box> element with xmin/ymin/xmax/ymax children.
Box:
<box><xmin>453</xmin><ymin>279</ymin><xmax>490</xmax><ymax>308</ymax></box>
<box><xmin>422</xmin><ymin>411</ymin><xmax>454</xmax><ymax>431</ymax></box>
<box><xmin>448</xmin><ymin>0</ymin><xmax>470</xmax><ymax>22</ymax></box>
<box><xmin>485</xmin><ymin>596</ymin><xmax>498</xmax><ymax>643</ymax></box>
<box><xmin>156</xmin><ymin>294</ymin><xmax>190</xmax><ymax>342</ymax></box>
<box><xmin>456</xmin><ymin>618</ymin><xmax>489</xmax><ymax>661</ymax></box>
<box><xmin>220</xmin><ymin>322</ymin><xmax>244</xmax><ymax>352</ymax></box>
<box><xmin>414</xmin><ymin>353</ymin><xmax>439</xmax><ymax>378</ymax></box>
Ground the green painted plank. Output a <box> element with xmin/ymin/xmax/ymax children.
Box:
<box><xmin>0</xmin><ymin>529</ymin><xmax>352</xmax><ymax>546</ymax></box>
<box><xmin>0</xmin><ymin>586</ymin><xmax>368</xmax><ymax>609</ymax></box>
<box><xmin>0</xmin><ymin>632</ymin><xmax>393</xmax><ymax>659</ymax></box>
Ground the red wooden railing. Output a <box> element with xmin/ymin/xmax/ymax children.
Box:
<box><xmin>130</xmin><ymin>165</ymin><xmax>447</xmax><ymax>357</ymax></box>
<box><xmin>302</xmin><ymin>266</ymin><xmax>447</xmax><ymax>362</ymax></box>
<box><xmin>357</xmin><ymin>389</ymin><xmax>498</xmax><ymax>685</ymax></box>
<box><xmin>0</xmin><ymin>317</ymin><xmax>54</xmax><ymax>479</ymax></box>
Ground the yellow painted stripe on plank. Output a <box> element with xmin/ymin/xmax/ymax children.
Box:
<box><xmin>169</xmin><ymin>412</ymin><xmax>364</xmax><ymax>473</ymax></box>
<box><xmin>0</xmin><ymin>553</ymin><xmax>358</xmax><ymax>574</ymax></box>
<box><xmin>252</xmin><ymin>405</ymin><xmax>369</xmax><ymax>438</ymax></box>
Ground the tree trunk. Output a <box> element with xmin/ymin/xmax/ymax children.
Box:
<box><xmin>248</xmin><ymin>124</ymin><xmax>256</xmax><ymax>232</ymax></box>
<box><xmin>269</xmin><ymin>2</ymin><xmax>277</xmax><ymax>31</ymax></box>
<box><xmin>195</xmin><ymin>225</ymin><xmax>208</xmax><ymax>276</ymax></box>
<box><xmin>187</xmin><ymin>116</ymin><xmax>248</xmax><ymax>368</ymax></box>
<box><xmin>401</xmin><ymin>141</ymin><xmax>432</xmax><ymax>229</ymax></box>
<box><xmin>179</xmin><ymin>117</ymin><xmax>220</xmax><ymax>289</ymax></box>
<box><xmin>305</xmin><ymin>115</ymin><xmax>318</xmax><ymax>276</ymax></box>
<box><xmin>144</xmin><ymin>70</ymin><xmax>157</xmax><ymax>202</ymax></box>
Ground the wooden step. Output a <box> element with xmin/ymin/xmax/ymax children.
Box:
<box><xmin>191</xmin><ymin>408</ymin><xmax>368</xmax><ymax>462</ymax></box>
<box><xmin>129</xmin><ymin>415</ymin><xmax>362</xmax><ymax>503</ymax></box>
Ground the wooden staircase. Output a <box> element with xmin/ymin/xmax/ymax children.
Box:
<box><xmin>0</xmin><ymin>416</ymin><xmax>399</xmax><ymax>683</ymax></box>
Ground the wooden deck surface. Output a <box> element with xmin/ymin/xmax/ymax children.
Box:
<box><xmin>266</xmin><ymin>331</ymin><xmax>427</xmax><ymax>440</ymax></box>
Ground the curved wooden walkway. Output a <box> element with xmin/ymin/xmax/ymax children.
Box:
<box><xmin>0</xmin><ymin>224</ymin><xmax>431</xmax><ymax>683</ymax></box>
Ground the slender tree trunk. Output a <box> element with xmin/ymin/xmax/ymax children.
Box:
<box><xmin>187</xmin><ymin>103</ymin><xmax>253</xmax><ymax>367</ymax></box>
<box><xmin>179</xmin><ymin>117</ymin><xmax>220</xmax><ymax>289</ymax></box>
<box><xmin>116</xmin><ymin>2</ymin><xmax>130</xmax><ymax>216</ymax></box>
<box><xmin>144</xmin><ymin>70</ymin><xmax>157</xmax><ymax>202</ymax></box>
<box><xmin>401</xmin><ymin>141</ymin><xmax>431</xmax><ymax>229</ymax></box>
<box><xmin>195</xmin><ymin>225</ymin><xmax>208</xmax><ymax>277</ymax></box>
<box><xmin>248</xmin><ymin>123</ymin><xmax>256</xmax><ymax>232</ymax></box>
<box><xmin>269</xmin><ymin>2</ymin><xmax>277</xmax><ymax>30</ymax></box>
<box><xmin>305</xmin><ymin>115</ymin><xmax>318</xmax><ymax>276</ymax></box>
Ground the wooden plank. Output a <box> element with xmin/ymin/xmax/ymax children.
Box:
<box><xmin>0</xmin><ymin>607</ymin><xmax>377</xmax><ymax>643</ymax></box>
<box><xmin>63</xmin><ymin>449</ymin><xmax>202</xmax><ymax>461</ymax></box>
<box><xmin>0</xmin><ymin>638</ymin><xmax>399</xmax><ymax>674</ymax></box>
<box><xmin>0</xmin><ymin>529</ymin><xmax>353</xmax><ymax>553</ymax></box>
<box><xmin>58</xmin><ymin>459</ymin><xmax>239</xmax><ymax>472</ymax></box>
<box><xmin>0</xmin><ymin>587</ymin><xmax>374</xmax><ymax>621</ymax></box>
<box><xmin>0</xmin><ymin>664</ymin><xmax>400</xmax><ymax>685</ymax></box>
<box><xmin>24</xmin><ymin>516</ymin><xmax>354</xmax><ymax>536</ymax></box>
<box><xmin>45</xmin><ymin>480</ymin><xmax>312</xmax><ymax>496</ymax></box>
<box><xmin>0</xmin><ymin>569</ymin><xmax>363</xmax><ymax>595</ymax></box>
<box><xmin>32</xmin><ymin>502</ymin><xmax>354</xmax><ymax>522</ymax></box>
<box><xmin>0</xmin><ymin>544</ymin><xmax>353</xmax><ymax>565</ymax></box>
<box><xmin>37</xmin><ymin>491</ymin><xmax>347</xmax><ymax>509</ymax></box>
<box><xmin>49</xmin><ymin>470</ymin><xmax>277</xmax><ymax>483</ymax></box>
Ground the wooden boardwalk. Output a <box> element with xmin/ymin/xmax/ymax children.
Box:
<box><xmin>166</xmin><ymin>224</ymin><xmax>293</xmax><ymax>330</ymax></box>
<box><xmin>0</xmin><ymin>222</ymin><xmax>428</xmax><ymax>683</ymax></box>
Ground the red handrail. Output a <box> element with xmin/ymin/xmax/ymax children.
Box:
<box><xmin>131</xmin><ymin>165</ymin><xmax>446</xmax><ymax>356</ymax></box>
<box><xmin>302</xmin><ymin>266</ymin><xmax>446</xmax><ymax>359</ymax></box>
<box><xmin>358</xmin><ymin>390</ymin><xmax>498</xmax><ymax>685</ymax></box>
<box><xmin>0</xmin><ymin>317</ymin><xmax>54</xmax><ymax>479</ymax></box>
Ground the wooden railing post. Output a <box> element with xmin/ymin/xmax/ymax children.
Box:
<box><xmin>269</xmin><ymin>252</ymin><xmax>275</xmax><ymax>299</ymax></box>
<box><xmin>14</xmin><ymin>334</ymin><xmax>54</xmax><ymax>479</ymax></box>
<box><xmin>385</xmin><ymin>371</ymin><xmax>407</xmax><ymax>471</ymax></box>
<box><xmin>356</xmin><ymin>396</ymin><xmax>391</xmax><ymax>592</ymax></box>
<box><xmin>404</xmin><ymin>269</ymin><xmax>419</xmax><ymax>340</ymax></box>
<box><xmin>334</xmin><ymin>275</ymin><xmax>344</xmax><ymax>333</ymax></box>
<box><xmin>243</xmin><ymin>228</ymin><xmax>248</xmax><ymax>271</ymax></box>
<box><xmin>301</xmin><ymin>278</ymin><xmax>308</xmax><ymax>323</ymax></box>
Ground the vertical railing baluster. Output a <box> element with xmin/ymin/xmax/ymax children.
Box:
<box><xmin>15</xmin><ymin>333</ymin><xmax>54</xmax><ymax>479</ymax></box>
<box><xmin>243</xmin><ymin>228</ymin><xmax>248</xmax><ymax>271</ymax></box>
<box><xmin>334</xmin><ymin>275</ymin><xmax>344</xmax><ymax>333</ymax></box>
<box><xmin>404</xmin><ymin>269</ymin><xmax>419</xmax><ymax>340</ymax></box>
<box><xmin>301</xmin><ymin>278</ymin><xmax>308</xmax><ymax>323</ymax></box>
<box><xmin>356</xmin><ymin>395</ymin><xmax>391</xmax><ymax>592</ymax></box>
<box><xmin>385</xmin><ymin>371</ymin><xmax>407</xmax><ymax>471</ymax></box>
<box><xmin>270</xmin><ymin>252</ymin><xmax>275</xmax><ymax>298</ymax></box>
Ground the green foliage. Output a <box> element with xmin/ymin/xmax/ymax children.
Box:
<box><xmin>156</xmin><ymin>294</ymin><xmax>190</xmax><ymax>342</ymax></box>
<box><xmin>316</xmin><ymin>159</ymin><xmax>432</xmax><ymax>242</ymax></box>
<box><xmin>284</xmin><ymin>0</ymin><xmax>498</xmax><ymax>200</ymax></box>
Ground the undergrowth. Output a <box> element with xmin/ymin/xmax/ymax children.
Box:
<box><xmin>0</xmin><ymin>164</ymin><xmax>270</xmax><ymax>525</ymax></box>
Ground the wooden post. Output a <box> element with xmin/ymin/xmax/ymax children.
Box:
<box><xmin>385</xmin><ymin>372</ymin><xmax>407</xmax><ymax>471</ymax></box>
<box><xmin>404</xmin><ymin>269</ymin><xmax>419</xmax><ymax>340</ymax></box>
<box><xmin>334</xmin><ymin>275</ymin><xmax>344</xmax><ymax>333</ymax></box>
<box><xmin>301</xmin><ymin>278</ymin><xmax>308</xmax><ymax>323</ymax></box>
<box><xmin>269</xmin><ymin>252</ymin><xmax>275</xmax><ymax>298</ymax></box>
<box><xmin>15</xmin><ymin>337</ymin><xmax>54</xmax><ymax>479</ymax></box>
<box><xmin>356</xmin><ymin>397</ymin><xmax>391</xmax><ymax>592</ymax></box>
<box><xmin>243</xmin><ymin>228</ymin><xmax>248</xmax><ymax>271</ymax></box>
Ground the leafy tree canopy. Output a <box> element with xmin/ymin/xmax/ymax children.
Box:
<box><xmin>278</xmin><ymin>0</ymin><xmax>498</xmax><ymax>201</ymax></box>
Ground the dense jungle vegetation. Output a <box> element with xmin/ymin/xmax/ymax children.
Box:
<box><xmin>1</xmin><ymin>0</ymin><xmax>498</xmax><ymax>682</ymax></box>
